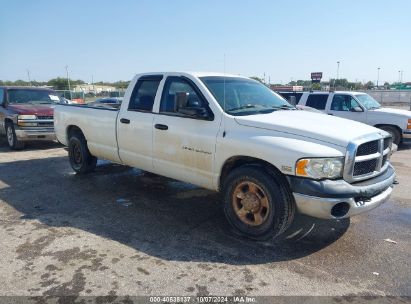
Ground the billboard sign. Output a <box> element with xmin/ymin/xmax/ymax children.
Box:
<box><xmin>311</xmin><ymin>72</ymin><xmax>323</xmax><ymax>83</ymax></box>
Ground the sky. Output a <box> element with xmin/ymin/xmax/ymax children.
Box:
<box><xmin>1</xmin><ymin>0</ymin><xmax>410</xmax><ymax>84</ymax></box>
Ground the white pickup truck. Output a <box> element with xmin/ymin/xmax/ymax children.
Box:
<box><xmin>55</xmin><ymin>72</ymin><xmax>396</xmax><ymax>240</ymax></box>
<box><xmin>294</xmin><ymin>91</ymin><xmax>411</xmax><ymax>145</ymax></box>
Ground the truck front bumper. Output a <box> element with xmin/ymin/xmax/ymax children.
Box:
<box><xmin>15</xmin><ymin>128</ymin><xmax>56</xmax><ymax>141</ymax></box>
<box><xmin>287</xmin><ymin>165</ymin><xmax>396</xmax><ymax>219</ymax></box>
<box><xmin>403</xmin><ymin>130</ymin><xmax>411</xmax><ymax>140</ymax></box>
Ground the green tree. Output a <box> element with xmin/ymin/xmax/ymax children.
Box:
<box><xmin>311</xmin><ymin>83</ymin><xmax>321</xmax><ymax>90</ymax></box>
<box><xmin>113</xmin><ymin>80</ymin><xmax>130</xmax><ymax>89</ymax></box>
<box><xmin>364</xmin><ymin>81</ymin><xmax>375</xmax><ymax>90</ymax></box>
<box><xmin>47</xmin><ymin>77</ymin><xmax>71</xmax><ymax>90</ymax></box>
<box><xmin>250</xmin><ymin>76</ymin><xmax>264</xmax><ymax>83</ymax></box>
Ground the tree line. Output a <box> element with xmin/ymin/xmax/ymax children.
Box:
<box><xmin>0</xmin><ymin>78</ymin><xmax>130</xmax><ymax>90</ymax></box>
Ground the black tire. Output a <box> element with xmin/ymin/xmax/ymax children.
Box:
<box><xmin>379</xmin><ymin>125</ymin><xmax>401</xmax><ymax>145</ymax></box>
<box><xmin>5</xmin><ymin>123</ymin><xmax>25</xmax><ymax>150</ymax></box>
<box><xmin>68</xmin><ymin>131</ymin><xmax>97</xmax><ymax>174</ymax></box>
<box><xmin>222</xmin><ymin>165</ymin><xmax>295</xmax><ymax>240</ymax></box>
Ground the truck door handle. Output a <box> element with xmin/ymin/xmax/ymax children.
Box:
<box><xmin>155</xmin><ymin>124</ymin><xmax>168</xmax><ymax>130</ymax></box>
<box><xmin>120</xmin><ymin>118</ymin><xmax>130</xmax><ymax>124</ymax></box>
<box><xmin>328</xmin><ymin>113</ymin><xmax>334</xmax><ymax>116</ymax></box>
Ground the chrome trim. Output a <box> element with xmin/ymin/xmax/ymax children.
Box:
<box><xmin>17</xmin><ymin>119</ymin><xmax>54</xmax><ymax>123</ymax></box>
<box><xmin>294</xmin><ymin>186</ymin><xmax>393</xmax><ymax>219</ymax></box>
<box><xmin>14</xmin><ymin>128</ymin><xmax>56</xmax><ymax>141</ymax></box>
<box><xmin>376</xmin><ymin>138</ymin><xmax>384</xmax><ymax>171</ymax></box>
<box><xmin>343</xmin><ymin>133</ymin><xmax>392</xmax><ymax>183</ymax></box>
<box><xmin>355</xmin><ymin>152</ymin><xmax>381</xmax><ymax>162</ymax></box>
<box><xmin>403</xmin><ymin>130</ymin><xmax>411</xmax><ymax>140</ymax></box>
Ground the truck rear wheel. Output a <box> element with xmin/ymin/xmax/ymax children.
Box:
<box><xmin>6</xmin><ymin>123</ymin><xmax>25</xmax><ymax>150</ymax></box>
<box><xmin>222</xmin><ymin>165</ymin><xmax>295</xmax><ymax>240</ymax></box>
<box><xmin>68</xmin><ymin>131</ymin><xmax>97</xmax><ymax>174</ymax></box>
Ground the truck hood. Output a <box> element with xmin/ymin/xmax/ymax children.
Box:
<box><xmin>234</xmin><ymin>110</ymin><xmax>383</xmax><ymax>147</ymax></box>
<box><xmin>7</xmin><ymin>104</ymin><xmax>54</xmax><ymax>116</ymax></box>
<box><xmin>372</xmin><ymin>107</ymin><xmax>411</xmax><ymax>118</ymax></box>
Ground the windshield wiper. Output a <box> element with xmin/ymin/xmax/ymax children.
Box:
<box><xmin>226</xmin><ymin>104</ymin><xmax>258</xmax><ymax>112</ymax></box>
<box><xmin>272</xmin><ymin>104</ymin><xmax>295</xmax><ymax>110</ymax></box>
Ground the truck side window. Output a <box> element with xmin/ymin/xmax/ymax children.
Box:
<box><xmin>331</xmin><ymin>95</ymin><xmax>359</xmax><ymax>111</ymax></box>
<box><xmin>160</xmin><ymin>77</ymin><xmax>205</xmax><ymax>115</ymax></box>
<box><xmin>306</xmin><ymin>94</ymin><xmax>328</xmax><ymax>110</ymax></box>
<box><xmin>128</xmin><ymin>78</ymin><xmax>161</xmax><ymax>112</ymax></box>
<box><xmin>0</xmin><ymin>89</ymin><xmax>4</xmax><ymax>105</ymax></box>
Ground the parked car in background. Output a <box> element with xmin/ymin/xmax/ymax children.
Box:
<box><xmin>54</xmin><ymin>72</ymin><xmax>395</xmax><ymax>240</ymax></box>
<box><xmin>286</xmin><ymin>91</ymin><xmax>411</xmax><ymax>145</ymax></box>
<box><xmin>0</xmin><ymin>86</ymin><xmax>62</xmax><ymax>149</ymax></box>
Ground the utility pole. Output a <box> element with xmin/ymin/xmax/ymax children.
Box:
<box><xmin>92</xmin><ymin>74</ymin><xmax>95</xmax><ymax>95</ymax></box>
<box><xmin>334</xmin><ymin>61</ymin><xmax>340</xmax><ymax>89</ymax></box>
<box><xmin>398</xmin><ymin>70</ymin><xmax>401</xmax><ymax>84</ymax></box>
<box><xmin>65</xmin><ymin>65</ymin><xmax>72</xmax><ymax>99</ymax></box>
<box><xmin>26</xmin><ymin>69</ymin><xmax>32</xmax><ymax>86</ymax></box>
<box><xmin>377</xmin><ymin>67</ymin><xmax>380</xmax><ymax>88</ymax></box>
<box><xmin>337</xmin><ymin>61</ymin><xmax>340</xmax><ymax>80</ymax></box>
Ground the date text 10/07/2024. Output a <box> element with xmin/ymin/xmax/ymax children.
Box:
<box><xmin>149</xmin><ymin>296</ymin><xmax>256</xmax><ymax>303</ymax></box>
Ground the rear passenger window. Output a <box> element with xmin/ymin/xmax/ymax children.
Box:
<box><xmin>0</xmin><ymin>89</ymin><xmax>4</xmax><ymax>104</ymax></box>
<box><xmin>128</xmin><ymin>77</ymin><xmax>162</xmax><ymax>111</ymax></box>
<box><xmin>306</xmin><ymin>94</ymin><xmax>328</xmax><ymax>110</ymax></box>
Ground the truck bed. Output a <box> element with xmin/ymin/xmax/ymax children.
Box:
<box><xmin>54</xmin><ymin>104</ymin><xmax>121</xmax><ymax>163</ymax></box>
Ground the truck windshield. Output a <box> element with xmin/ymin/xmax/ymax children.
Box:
<box><xmin>7</xmin><ymin>89</ymin><xmax>61</xmax><ymax>105</ymax></box>
<box><xmin>200</xmin><ymin>77</ymin><xmax>293</xmax><ymax>115</ymax></box>
<box><xmin>355</xmin><ymin>94</ymin><xmax>381</xmax><ymax>110</ymax></box>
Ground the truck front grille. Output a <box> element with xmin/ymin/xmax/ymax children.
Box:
<box><xmin>344</xmin><ymin>134</ymin><xmax>392</xmax><ymax>183</ymax></box>
<box><xmin>38</xmin><ymin>121</ymin><xmax>54</xmax><ymax>126</ymax></box>
<box><xmin>356</xmin><ymin>140</ymin><xmax>379</xmax><ymax>156</ymax></box>
<box><xmin>354</xmin><ymin>159</ymin><xmax>378</xmax><ymax>176</ymax></box>
<box><xmin>37</xmin><ymin>115</ymin><xmax>53</xmax><ymax>120</ymax></box>
<box><xmin>384</xmin><ymin>137</ymin><xmax>392</xmax><ymax>150</ymax></box>
<box><xmin>36</xmin><ymin>115</ymin><xmax>54</xmax><ymax>127</ymax></box>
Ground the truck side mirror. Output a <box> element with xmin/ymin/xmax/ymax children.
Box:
<box><xmin>178</xmin><ymin>106</ymin><xmax>210</xmax><ymax>119</ymax></box>
<box><xmin>350</xmin><ymin>106</ymin><xmax>363</xmax><ymax>112</ymax></box>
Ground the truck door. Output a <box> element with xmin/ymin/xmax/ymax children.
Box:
<box><xmin>117</xmin><ymin>75</ymin><xmax>163</xmax><ymax>171</ymax></box>
<box><xmin>152</xmin><ymin>76</ymin><xmax>220</xmax><ymax>189</ymax></box>
<box><xmin>327</xmin><ymin>93</ymin><xmax>366</xmax><ymax>123</ymax></box>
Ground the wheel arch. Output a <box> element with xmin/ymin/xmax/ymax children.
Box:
<box><xmin>66</xmin><ymin>125</ymin><xmax>85</xmax><ymax>141</ymax></box>
<box><xmin>374</xmin><ymin>124</ymin><xmax>402</xmax><ymax>142</ymax></box>
<box><xmin>219</xmin><ymin>156</ymin><xmax>288</xmax><ymax>191</ymax></box>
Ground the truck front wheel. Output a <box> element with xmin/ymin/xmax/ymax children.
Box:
<box><xmin>379</xmin><ymin>126</ymin><xmax>401</xmax><ymax>145</ymax></box>
<box><xmin>6</xmin><ymin>123</ymin><xmax>25</xmax><ymax>150</ymax></box>
<box><xmin>222</xmin><ymin>165</ymin><xmax>295</xmax><ymax>240</ymax></box>
<box><xmin>68</xmin><ymin>132</ymin><xmax>97</xmax><ymax>174</ymax></box>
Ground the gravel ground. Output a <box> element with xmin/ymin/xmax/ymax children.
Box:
<box><xmin>0</xmin><ymin>137</ymin><xmax>410</xmax><ymax>298</ymax></box>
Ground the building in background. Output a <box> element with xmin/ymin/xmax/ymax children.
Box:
<box><xmin>73</xmin><ymin>84</ymin><xmax>116</xmax><ymax>94</ymax></box>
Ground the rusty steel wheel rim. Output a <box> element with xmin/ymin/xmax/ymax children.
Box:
<box><xmin>232</xmin><ymin>181</ymin><xmax>270</xmax><ymax>226</ymax></box>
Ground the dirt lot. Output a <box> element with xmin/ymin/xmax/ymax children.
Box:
<box><xmin>0</xmin><ymin>137</ymin><xmax>410</xmax><ymax>298</ymax></box>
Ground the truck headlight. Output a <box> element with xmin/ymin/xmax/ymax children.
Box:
<box><xmin>17</xmin><ymin>115</ymin><xmax>37</xmax><ymax>127</ymax></box>
<box><xmin>296</xmin><ymin>157</ymin><xmax>344</xmax><ymax>180</ymax></box>
<box><xmin>18</xmin><ymin>115</ymin><xmax>37</xmax><ymax>120</ymax></box>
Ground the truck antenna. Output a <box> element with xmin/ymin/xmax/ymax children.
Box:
<box><xmin>223</xmin><ymin>53</ymin><xmax>226</xmax><ymax>112</ymax></box>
